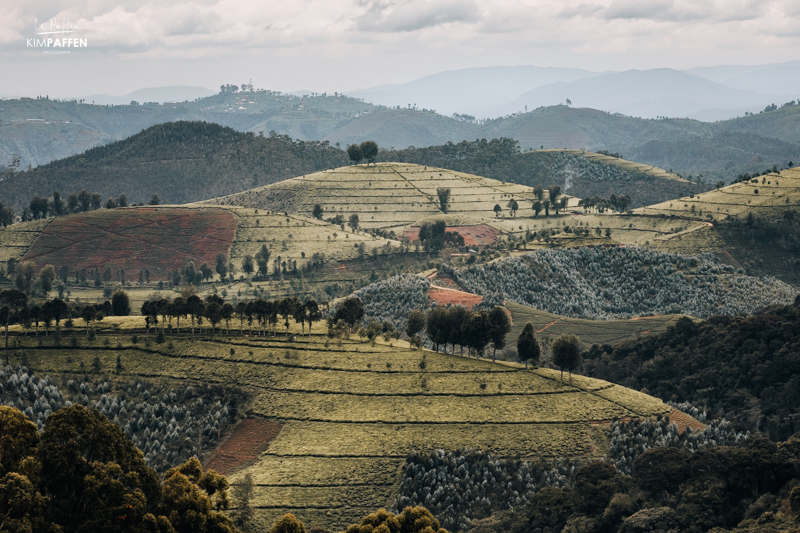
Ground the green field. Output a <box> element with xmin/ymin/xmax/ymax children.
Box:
<box><xmin>12</xmin><ymin>316</ymin><xmax>672</xmax><ymax>531</ymax></box>
<box><xmin>505</xmin><ymin>302</ymin><xmax>683</xmax><ymax>349</ymax></box>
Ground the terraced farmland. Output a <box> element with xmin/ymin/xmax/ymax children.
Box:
<box><xmin>637</xmin><ymin>167</ymin><xmax>800</xmax><ymax>222</ymax></box>
<box><xmin>15</xmin><ymin>322</ymin><xmax>671</xmax><ymax>531</ymax></box>
<box><xmin>205</xmin><ymin>162</ymin><xmax>568</xmax><ymax>233</ymax></box>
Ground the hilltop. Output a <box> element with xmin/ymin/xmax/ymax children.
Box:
<box><xmin>375</xmin><ymin>142</ymin><xmax>698</xmax><ymax>207</ymax></box>
<box><xmin>205</xmin><ymin>162</ymin><xmax>551</xmax><ymax>234</ymax></box>
<box><xmin>0</xmin><ymin>121</ymin><xmax>348</xmax><ymax>209</ymax></box>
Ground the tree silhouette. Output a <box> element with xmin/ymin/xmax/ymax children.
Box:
<box><xmin>346</xmin><ymin>144</ymin><xmax>363</xmax><ymax>164</ymax></box>
<box><xmin>312</xmin><ymin>204</ymin><xmax>323</xmax><ymax>220</ymax></box>
<box><xmin>552</xmin><ymin>334</ymin><xmax>582</xmax><ymax>384</ymax></box>
<box><xmin>437</xmin><ymin>188</ymin><xmax>451</xmax><ymax>213</ymax></box>
<box><xmin>348</xmin><ymin>213</ymin><xmax>360</xmax><ymax>231</ymax></box>
<box><xmin>517</xmin><ymin>322</ymin><xmax>540</xmax><ymax>369</ymax></box>
<box><xmin>359</xmin><ymin>141</ymin><xmax>378</xmax><ymax>165</ymax></box>
<box><xmin>488</xmin><ymin>306</ymin><xmax>512</xmax><ymax>362</ymax></box>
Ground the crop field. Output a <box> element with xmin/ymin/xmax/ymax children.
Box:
<box><xmin>222</xmin><ymin>206</ymin><xmax>400</xmax><ymax>269</ymax></box>
<box><xmin>637</xmin><ymin>167</ymin><xmax>800</xmax><ymax>221</ymax></box>
<box><xmin>13</xmin><ymin>320</ymin><xmax>672</xmax><ymax>531</ymax></box>
<box><xmin>19</xmin><ymin>207</ymin><xmax>237</xmax><ymax>280</ymax></box>
<box><xmin>0</xmin><ymin>218</ymin><xmax>49</xmax><ymax>266</ymax></box>
<box><xmin>428</xmin><ymin>285</ymin><xmax>484</xmax><ymax>308</ymax></box>
<box><xmin>205</xmin><ymin>419</ymin><xmax>284</xmax><ymax>475</ymax></box>
<box><xmin>505</xmin><ymin>302</ymin><xmax>682</xmax><ymax>348</ymax></box>
<box><xmin>205</xmin><ymin>163</ymin><xmax>570</xmax><ymax>233</ymax></box>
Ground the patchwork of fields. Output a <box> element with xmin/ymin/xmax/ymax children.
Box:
<box><xmin>16</xmin><ymin>322</ymin><xmax>671</xmax><ymax>531</ymax></box>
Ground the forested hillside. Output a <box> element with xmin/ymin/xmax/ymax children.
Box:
<box><xmin>441</xmin><ymin>248</ymin><xmax>796</xmax><ymax>319</ymax></box>
<box><xmin>584</xmin><ymin>297</ymin><xmax>800</xmax><ymax>441</ymax></box>
<box><xmin>627</xmin><ymin>131</ymin><xmax>800</xmax><ymax>184</ymax></box>
<box><xmin>0</xmin><ymin>121</ymin><xmax>348</xmax><ymax>208</ymax></box>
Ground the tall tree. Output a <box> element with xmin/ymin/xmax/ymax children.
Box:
<box><xmin>215</xmin><ymin>253</ymin><xmax>229</xmax><ymax>281</ymax></box>
<box><xmin>111</xmin><ymin>289</ymin><xmax>131</xmax><ymax>316</ymax></box>
<box><xmin>348</xmin><ymin>213</ymin><xmax>359</xmax><ymax>231</ymax></box>
<box><xmin>39</xmin><ymin>265</ymin><xmax>56</xmax><ymax>297</ymax></box>
<box><xmin>437</xmin><ymin>187</ymin><xmax>451</xmax><ymax>213</ymax></box>
<box><xmin>312</xmin><ymin>204</ymin><xmax>323</xmax><ymax>220</ymax></box>
<box><xmin>517</xmin><ymin>322</ymin><xmax>540</xmax><ymax>369</ymax></box>
<box><xmin>334</xmin><ymin>297</ymin><xmax>365</xmax><ymax>330</ymax></box>
<box><xmin>346</xmin><ymin>144</ymin><xmax>363</xmax><ymax>164</ymax></box>
<box><xmin>0</xmin><ymin>289</ymin><xmax>26</xmax><ymax>364</ymax></box>
<box><xmin>488</xmin><ymin>306</ymin><xmax>512</xmax><ymax>362</ymax></box>
<box><xmin>359</xmin><ymin>140</ymin><xmax>378</xmax><ymax>165</ymax></box>
<box><xmin>305</xmin><ymin>300</ymin><xmax>321</xmax><ymax>336</ymax></box>
<box><xmin>552</xmin><ymin>334</ymin><xmax>582</xmax><ymax>385</ymax></box>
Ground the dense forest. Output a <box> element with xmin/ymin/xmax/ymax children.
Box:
<box><xmin>627</xmin><ymin>131</ymin><xmax>800</xmax><ymax>184</ymax></box>
<box><xmin>376</xmin><ymin>140</ymin><xmax>700</xmax><ymax>207</ymax></box>
<box><xmin>583</xmin><ymin>297</ymin><xmax>800</xmax><ymax>441</ymax></box>
<box><xmin>467</xmin><ymin>433</ymin><xmax>800</xmax><ymax>533</ymax></box>
<box><xmin>440</xmin><ymin>247</ymin><xmax>796</xmax><ymax>319</ymax></box>
<box><xmin>0</xmin><ymin>121</ymin><xmax>349</xmax><ymax>209</ymax></box>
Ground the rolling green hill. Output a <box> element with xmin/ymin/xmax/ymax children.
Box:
<box><xmin>0</xmin><ymin>121</ymin><xmax>348</xmax><ymax>209</ymax></box>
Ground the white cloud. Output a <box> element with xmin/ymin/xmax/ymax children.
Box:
<box><xmin>1</xmin><ymin>0</ymin><xmax>800</xmax><ymax>96</ymax></box>
<box><xmin>355</xmin><ymin>0</ymin><xmax>480</xmax><ymax>32</ymax></box>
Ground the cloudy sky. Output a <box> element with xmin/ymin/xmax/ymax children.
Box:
<box><xmin>2</xmin><ymin>0</ymin><xmax>799</xmax><ymax>97</ymax></box>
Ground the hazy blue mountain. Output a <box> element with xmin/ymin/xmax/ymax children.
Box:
<box><xmin>686</xmin><ymin>61</ymin><xmax>800</xmax><ymax>97</ymax></box>
<box><xmin>501</xmin><ymin>69</ymin><xmax>772</xmax><ymax>121</ymax></box>
<box><xmin>347</xmin><ymin>66</ymin><xmax>603</xmax><ymax>118</ymax></box>
<box><xmin>80</xmin><ymin>85</ymin><xmax>215</xmax><ymax>105</ymax></box>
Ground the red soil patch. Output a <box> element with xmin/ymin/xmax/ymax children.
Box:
<box><xmin>429</xmin><ymin>286</ymin><xmax>483</xmax><ymax>309</ymax></box>
<box><xmin>402</xmin><ymin>224</ymin><xmax>501</xmax><ymax>248</ymax></box>
<box><xmin>428</xmin><ymin>273</ymin><xmax>461</xmax><ymax>289</ymax></box>
<box><xmin>667</xmin><ymin>409</ymin><xmax>706</xmax><ymax>433</ymax></box>
<box><xmin>205</xmin><ymin>419</ymin><xmax>283</xmax><ymax>476</ymax></box>
<box><xmin>22</xmin><ymin>207</ymin><xmax>237</xmax><ymax>280</ymax></box>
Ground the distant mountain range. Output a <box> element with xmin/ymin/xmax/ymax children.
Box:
<box><xmin>80</xmin><ymin>86</ymin><xmax>216</xmax><ymax>106</ymax></box>
<box><xmin>1</xmin><ymin>63</ymin><xmax>800</xmax><ymax>186</ymax></box>
<box><xmin>348</xmin><ymin>63</ymin><xmax>800</xmax><ymax>121</ymax></box>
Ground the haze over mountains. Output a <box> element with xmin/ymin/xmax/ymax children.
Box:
<box><xmin>349</xmin><ymin>63</ymin><xmax>800</xmax><ymax>121</ymax></box>
<box><xmin>2</xmin><ymin>62</ymin><xmax>800</xmax><ymax>188</ymax></box>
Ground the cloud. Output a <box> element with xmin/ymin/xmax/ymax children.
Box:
<box><xmin>355</xmin><ymin>0</ymin><xmax>479</xmax><ymax>32</ymax></box>
<box><xmin>604</xmin><ymin>0</ymin><xmax>675</xmax><ymax>20</ymax></box>
<box><xmin>558</xmin><ymin>3</ymin><xmax>604</xmax><ymax>19</ymax></box>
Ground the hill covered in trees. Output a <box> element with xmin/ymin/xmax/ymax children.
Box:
<box><xmin>583</xmin><ymin>297</ymin><xmax>800</xmax><ymax>441</ymax></box>
<box><xmin>377</xmin><ymin>142</ymin><xmax>699</xmax><ymax>207</ymax></box>
<box><xmin>0</xmin><ymin>121</ymin><xmax>348</xmax><ymax>209</ymax></box>
<box><xmin>441</xmin><ymin>247</ymin><xmax>796</xmax><ymax>320</ymax></box>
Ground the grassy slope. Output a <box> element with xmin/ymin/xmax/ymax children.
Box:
<box><xmin>505</xmin><ymin>301</ymin><xmax>683</xmax><ymax>349</ymax></box>
<box><xmin>12</xmin><ymin>318</ymin><xmax>670</xmax><ymax>531</ymax></box>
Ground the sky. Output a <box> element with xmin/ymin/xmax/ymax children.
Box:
<box><xmin>2</xmin><ymin>0</ymin><xmax>799</xmax><ymax>98</ymax></box>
